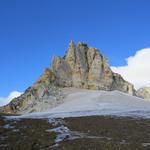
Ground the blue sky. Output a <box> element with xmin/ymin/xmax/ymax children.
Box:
<box><xmin>0</xmin><ymin>0</ymin><xmax>150</xmax><ymax>97</ymax></box>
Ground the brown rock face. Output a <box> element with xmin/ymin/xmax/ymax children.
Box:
<box><xmin>52</xmin><ymin>41</ymin><xmax>135</xmax><ymax>95</ymax></box>
<box><xmin>0</xmin><ymin>41</ymin><xmax>135</xmax><ymax>114</ymax></box>
<box><xmin>0</xmin><ymin>69</ymin><xmax>64</xmax><ymax>114</ymax></box>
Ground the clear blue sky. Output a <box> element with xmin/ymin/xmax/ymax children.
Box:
<box><xmin>0</xmin><ymin>0</ymin><xmax>150</xmax><ymax>96</ymax></box>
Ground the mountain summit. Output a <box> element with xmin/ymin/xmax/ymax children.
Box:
<box><xmin>52</xmin><ymin>41</ymin><xmax>134</xmax><ymax>93</ymax></box>
<box><xmin>0</xmin><ymin>41</ymin><xmax>135</xmax><ymax>114</ymax></box>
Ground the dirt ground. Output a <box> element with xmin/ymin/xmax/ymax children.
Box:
<box><xmin>1</xmin><ymin>114</ymin><xmax>150</xmax><ymax>150</ymax></box>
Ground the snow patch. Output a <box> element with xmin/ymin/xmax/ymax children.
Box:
<box><xmin>142</xmin><ymin>143</ymin><xmax>150</xmax><ymax>147</ymax></box>
<box><xmin>0</xmin><ymin>124</ymin><xmax>15</xmax><ymax>129</ymax></box>
<box><xmin>46</xmin><ymin>118</ymin><xmax>85</xmax><ymax>147</ymax></box>
<box><xmin>8</xmin><ymin>89</ymin><xmax>150</xmax><ymax>119</ymax></box>
<box><xmin>47</xmin><ymin>118</ymin><xmax>111</xmax><ymax>147</ymax></box>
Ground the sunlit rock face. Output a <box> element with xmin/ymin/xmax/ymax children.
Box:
<box><xmin>1</xmin><ymin>69</ymin><xmax>64</xmax><ymax>114</ymax></box>
<box><xmin>52</xmin><ymin>41</ymin><xmax>135</xmax><ymax>94</ymax></box>
<box><xmin>0</xmin><ymin>41</ymin><xmax>135</xmax><ymax>114</ymax></box>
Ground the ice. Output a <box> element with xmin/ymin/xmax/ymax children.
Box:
<box><xmin>0</xmin><ymin>124</ymin><xmax>15</xmax><ymax>129</ymax></box>
<box><xmin>10</xmin><ymin>89</ymin><xmax>150</xmax><ymax>119</ymax></box>
<box><xmin>46</xmin><ymin>117</ymin><xmax>112</xmax><ymax>147</ymax></box>
<box><xmin>47</xmin><ymin>125</ymin><xmax>70</xmax><ymax>143</ymax></box>
<box><xmin>46</xmin><ymin>124</ymin><xmax>84</xmax><ymax>147</ymax></box>
<box><xmin>0</xmin><ymin>144</ymin><xmax>9</xmax><ymax>147</ymax></box>
<box><xmin>142</xmin><ymin>143</ymin><xmax>150</xmax><ymax>147</ymax></box>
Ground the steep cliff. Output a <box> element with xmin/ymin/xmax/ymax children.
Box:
<box><xmin>1</xmin><ymin>69</ymin><xmax>64</xmax><ymax>114</ymax></box>
<box><xmin>0</xmin><ymin>41</ymin><xmax>135</xmax><ymax>114</ymax></box>
<box><xmin>52</xmin><ymin>41</ymin><xmax>134</xmax><ymax>94</ymax></box>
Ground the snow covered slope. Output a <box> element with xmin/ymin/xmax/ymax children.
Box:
<box><xmin>20</xmin><ymin>88</ymin><xmax>150</xmax><ymax>119</ymax></box>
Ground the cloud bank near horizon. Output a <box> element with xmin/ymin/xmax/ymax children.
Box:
<box><xmin>0</xmin><ymin>91</ymin><xmax>22</xmax><ymax>107</ymax></box>
<box><xmin>111</xmin><ymin>48</ymin><xmax>150</xmax><ymax>89</ymax></box>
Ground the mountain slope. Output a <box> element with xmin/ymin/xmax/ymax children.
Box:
<box><xmin>1</xmin><ymin>69</ymin><xmax>65</xmax><ymax>114</ymax></box>
<box><xmin>0</xmin><ymin>41</ymin><xmax>135</xmax><ymax>114</ymax></box>
<box><xmin>137</xmin><ymin>87</ymin><xmax>150</xmax><ymax>100</ymax></box>
<box><xmin>21</xmin><ymin>88</ymin><xmax>150</xmax><ymax>119</ymax></box>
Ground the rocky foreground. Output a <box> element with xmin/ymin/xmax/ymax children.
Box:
<box><xmin>1</xmin><ymin>114</ymin><xmax>150</xmax><ymax>150</ymax></box>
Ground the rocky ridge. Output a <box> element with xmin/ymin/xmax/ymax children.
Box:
<box><xmin>52</xmin><ymin>41</ymin><xmax>134</xmax><ymax>94</ymax></box>
<box><xmin>1</xmin><ymin>69</ymin><xmax>64</xmax><ymax>114</ymax></box>
<box><xmin>137</xmin><ymin>87</ymin><xmax>150</xmax><ymax>100</ymax></box>
<box><xmin>0</xmin><ymin>41</ymin><xmax>135</xmax><ymax>114</ymax></box>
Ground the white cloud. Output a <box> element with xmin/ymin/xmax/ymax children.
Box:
<box><xmin>111</xmin><ymin>48</ymin><xmax>150</xmax><ymax>90</ymax></box>
<box><xmin>0</xmin><ymin>91</ymin><xmax>22</xmax><ymax>107</ymax></box>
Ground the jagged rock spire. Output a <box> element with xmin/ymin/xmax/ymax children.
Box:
<box><xmin>69</xmin><ymin>40</ymin><xmax>75</xmax><ymax>47</ymax></box>
<box><xmin>0</xmin><ymin>41</ymin><xmax>136</xmax><ymax>114</ymax></box>
<box><xmin>52</xmin><ymin>41</ymin><xmax>135</xmax><ymax>95</ymax></box>
<box><xmin>64</xmin><ymin>40</ymin><xmax>76</xmax><ymax>69</ymax></box>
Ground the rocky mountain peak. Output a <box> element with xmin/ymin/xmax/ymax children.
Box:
<box><xmin>69</xmin><ymin>40</ymin><xmax>75</xmax><ymax>47</ymax></box>
<box><xmin>0</xmin><ymin>41</ymin><xmax>136</xmax><ymax>114</ymax></box>
<box><xmin>52</xmin><ymin>41</ymin><xmax>135</xmax><ymax>95</ymax></box>
<box><xmin>137</xmin><ymin>87</ymin><xmax>150</xmax><ymax>100</ymax></box>
<box><xmin>77</xmin><ymin>41</ymin><xmax>88</xmax><ymax>47</ymax></box>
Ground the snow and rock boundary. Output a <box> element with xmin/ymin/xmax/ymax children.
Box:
<box><xmin>7</xmin><ymin>88</ymin><xmax>150</xmax><ymax>119</ymax></box>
